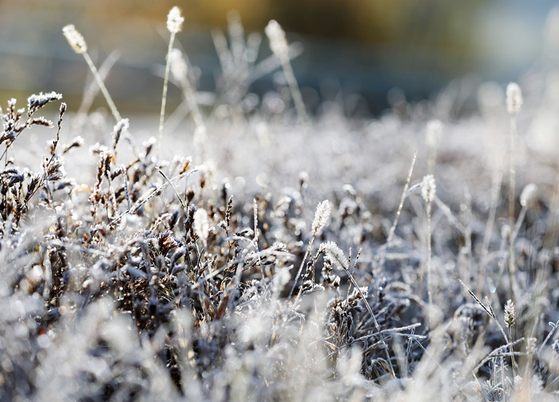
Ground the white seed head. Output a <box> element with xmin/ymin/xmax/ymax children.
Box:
<box><xmin>193</xmin><ymin>208</ymin><xmax>209</xmax><ymax>242</ymax></box>
<box><xmin>504</xmin><ymin>299</ymin><xmax>515</xmax><ymax>328</ymax></box>
<box><xmin>169</xmin><ymin>48</ymin><xmax>188</xmax><ymax>81</ymax></box>
<box><xmin>265</xmin><ymin>20</ymin><xmax>288</xmax><ymax>58</ymax></box>
<box><xmin>63</xmin><ymin>25</ymin><xmax>87</xmax><ymax>54</ymax></box>
<box><xmin>321</xmin><ymin>241</ymin><xmax>349</xmax><ymax>271</ymax></box>
<box><xmin>421</xmin><ymin>175</ymin><xmax>436</xmax><ymax>203</ymax></box>
<box><xmin>426</xmin><ymin>119</ymin><xmax>443</xmax><ymax>149</ymax></box>
<box><xmin>520</xmin><ymin>183</ymin><xmax>537</xmax><ymax>207</ymax></box>
<box><xmin>312</xmin><ymin>200</ymin><xmax>331</xmax><ymax>236</ymax></box>
<box><xmin>167</xmin><ymin>6</ymin><xmax>184</xmax><ymax>34</ymax></box>
<box><xmin>506</xmin><ymin>82</ymin><xmax>523</xmax><ymax>115</ymax></box>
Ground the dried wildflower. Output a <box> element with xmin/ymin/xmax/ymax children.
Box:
<box><xmin>27</xmin><ymin>92</ymin><xmax>63</xmax><ymax>115</ymax></box>
<box><xmin>112</xmin><ymin>118</ymin><xmax>129</xmax><ymax>149</ymax></box>
<box><xmin>167</xmin><ymin>7</ymin><xmax>184</xmax><ymax>34</ymax></box>
<box><xmin>520</xmin><ymin>183</ymin><xmax>537</xmax><ymax>207</ymax></box>
<box><xmin>421</xmin><ymin>175</ymin><xmax>436</xmax><ymax>203</ymax></box>
<box><xmin>30</xmin><ymin>117</ymin><xmax>53</xmax><ymax>127</ymax></box>
<box><xmin>506</xmin><ymin>82</ymin><xmax>523</xmax><ymax>115</ymax></box>
<box><xmin>265</xmin><ymin>20</ymin><xmax>288</xmax><ymax>58</ymax></box>
<box><xmin>62</xmin><ymin>25</ymin><xmax>87</xmax><ymax>54</ymax></box>
<box><xmin>312</xmin><ymin>200</ymin><xmax>331</xmax><ymax>236</ymax></box>
<box><xmin>504</xmin><ymin>299</ymin><xmax>515</xmax><ymax>328</ymax></box>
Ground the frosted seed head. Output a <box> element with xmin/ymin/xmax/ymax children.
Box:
<box><xmin>312</xmin><ymin>200</ymin><xmax>331</xmax><ymax>236</ymax></box>
<box><xmin>506</xmin><ymin>82</ymin><xmax>523</xmax><ymax>115</ymax></box>
<box><xmin>421</xmin><ymin>175</ymin><xmax>436</xmax><ymax>203</ymax></box>
<box><xmin>504</xmin><ymin>299</ymin><xmax>515</xmax><ymax>328</ymax></box>
<box><xmin>520</xmin><ymin>183</ymin><xmax>537</xmax><ymax>207</ymax></box>
<box><xmin>167</xmin><ymin>7</ymin><xmax>184</xmax><ymax>34</ymax></box>
<box><xmin>27</xmin><ymin>92</ymin><xmax>63</xmax><ymax>115</ymax></box>
<box><xmin>321</xmin><ymin>241</ymin><xmax>349</xmax><ymax>271</ymax></box>
<box><xmin>265</xmin><ymin>20</ymin><xmax>288</xmax><ymax>58</ymax></box>
<box><xmin>193</xmin><ymin>208</ymin><xmax>209</xmax><ymax>242</ymax></box>
<box><xmin>63</xmin><ymin>25</ymin><xmax>87</xmax><ymax>54</ymax></box>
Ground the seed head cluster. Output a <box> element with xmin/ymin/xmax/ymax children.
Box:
<box><xmin>62</xmin><ymin>24</ymin><xmax>87</xmax><ymax>54</ymax></box>
<box><xmin>421</xmin><ymin>174</ymin><xmax>436</xmax><ymax>203</ymax></box>
<box><xmin>167</xmin><ymin>6</ymin><xmax>184</xmax><ymax>34</ymax></box>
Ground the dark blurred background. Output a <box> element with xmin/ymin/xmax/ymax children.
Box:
<box><xmin>0</xmin><ymin>0</ymin><xmax>558</xmax><ymax>115</ymax></box>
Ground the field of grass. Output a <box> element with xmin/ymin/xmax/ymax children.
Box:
<box><xmin>1</xmin><ymin>7</ymin><xmax>559</xmax><ymax>402</ymax></box>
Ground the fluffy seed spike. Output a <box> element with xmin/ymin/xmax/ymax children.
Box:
<box><xmin>421</xmin><ymin>175</ymin><xmax>436</xmax><ymax>203</ymax></box>
<box><xmin>167</xmin><ymin>7</ymin><xmax>184</xmax><ymax>34</ymax></box>
<box><xmin>63</xmin><ymin>25</ymin><xmax>87</xmax><ymax>54</ymax></box>
<box><xmin>312</xmin><ymin>200</ymin><xmax>331</xmax><ymax>236</ymax></box>
<box><xmin>265</xmin><ymin>20</ymin><xmax>288</xmax><ymax>58</ymax></box>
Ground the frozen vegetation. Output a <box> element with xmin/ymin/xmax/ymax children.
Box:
<box><xmin>1</xmin><ymin>7</ymin><xmax>559</xmax><ymax>402</ymax></box>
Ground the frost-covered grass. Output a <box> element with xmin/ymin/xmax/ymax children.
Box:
<box><xmin>1</xmin><ymin>7</ymin><xmax>559</xmax><ymax>402</ymax></box>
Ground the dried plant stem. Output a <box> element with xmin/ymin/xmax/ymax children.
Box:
<box><xmin>377</xmin><ymin>151</ymin><xmax>417</xmax><ymax>272</ymax></box>
<box><xmin>80</xmin><ymin>51</ymin><xmax>140</xmax><ymax>158</ymax></box>
<box><xmin>158</xmin><ymin>32</ymin><xmax>177</xmax><ymax>156</ymax></box>
<box><xmin>81</xmin><ymin>51</ymin><xmax>122</xmax><ymax>122</ymax></box>
<box><xmin>477</xmin><ymin>154</ymin><xmax>505</xmax><ymax>295</ymax></box>
<box><xmin>426</xmin><ymin>196</ymin><xmax>433</xmax><ymax>313</ymax></box>
<box><xmin>280</xmin><ymin>57</ymin><xmax>309</xmax><ymax>126</ymax></box>
<box><xmin>74</xmin><ymin>51</ymin><xmax>120</xmax><ymax>133</ymax></box>
<box><xmin>508</xmin><ymin>114</ymin><xmax>517</xmax><ymax>304</ymax></box>
<box><xmin>176</xmin><ymin>68</ymin><xmax>205</xmax><ymax>132</ymax></box>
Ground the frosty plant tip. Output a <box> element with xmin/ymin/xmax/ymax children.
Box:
<box><xmin>506</xmin><ymin>82</ymin><xmax>523</xmax><ymax>116</ymax></box>
<box><xmin>62</xmin><ymin>25</ymin><xmax>87</xmax><ymax>54</ymax></box>
<box><xmin>265</xmin><ymin>20</ymin><xmax>288</xmax><ymax>59</ymax></box>
<box><xmin>167</xmin><ymin>6</ymin><xmax>184</xmax><ymax>34</ymax></box>
<box><xmin>265</xmin><ymin>20</ymin><xmax>309</xmax><ymax>126</ymax></box>
<box><xmin>312</xmin><ymin>200</ymin><xmax>331</xmax><ymax>236</ymax></box>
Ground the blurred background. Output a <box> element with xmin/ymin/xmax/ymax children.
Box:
<box><xmin>0</xmin><ymin>0</ymin><xmax>558</xmax><ymax>115</ymax></box>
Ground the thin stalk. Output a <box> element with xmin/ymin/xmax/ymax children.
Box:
<box><xmin>477</xmin><ymin>154</ymin><xmax>505</xmax><ymax>295</ymax></box>
<box><xmin>508</xmin><ymin>114</ymin><xmax>517</xmax><ymax>304</ymax></box>
<box><xmin>81</xmin><ymin>51</ymin><xmax>140</xmax><ymax>158</ymax></box>
<box><xmin>157</xmin><ymin>32</ymin><xmax>177</xmax><ymax>156</ymax></box>
<box><xmin>279</xmin><ymin>56</ymin><xmax>309</xmax><ymax>126</ymax></box>
<box><xmin>177</xmin><ymin>70</ymin><xmax>205</xmax><ymax>132</ymax></box>
<box><xmin>82</xmin><ymin>51</ymin><xmax>122</xmax><ymax>121</ymax></box>
<box><xmin>426</xmin><ymin>197</ymin><xmax>433</xmax><ymax>314</ymax></box>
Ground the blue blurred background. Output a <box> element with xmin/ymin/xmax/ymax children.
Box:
<box><xmin>0</xmin><ymin>0</ymin><xmax>558</xmax><ymax>115</ymax></box>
